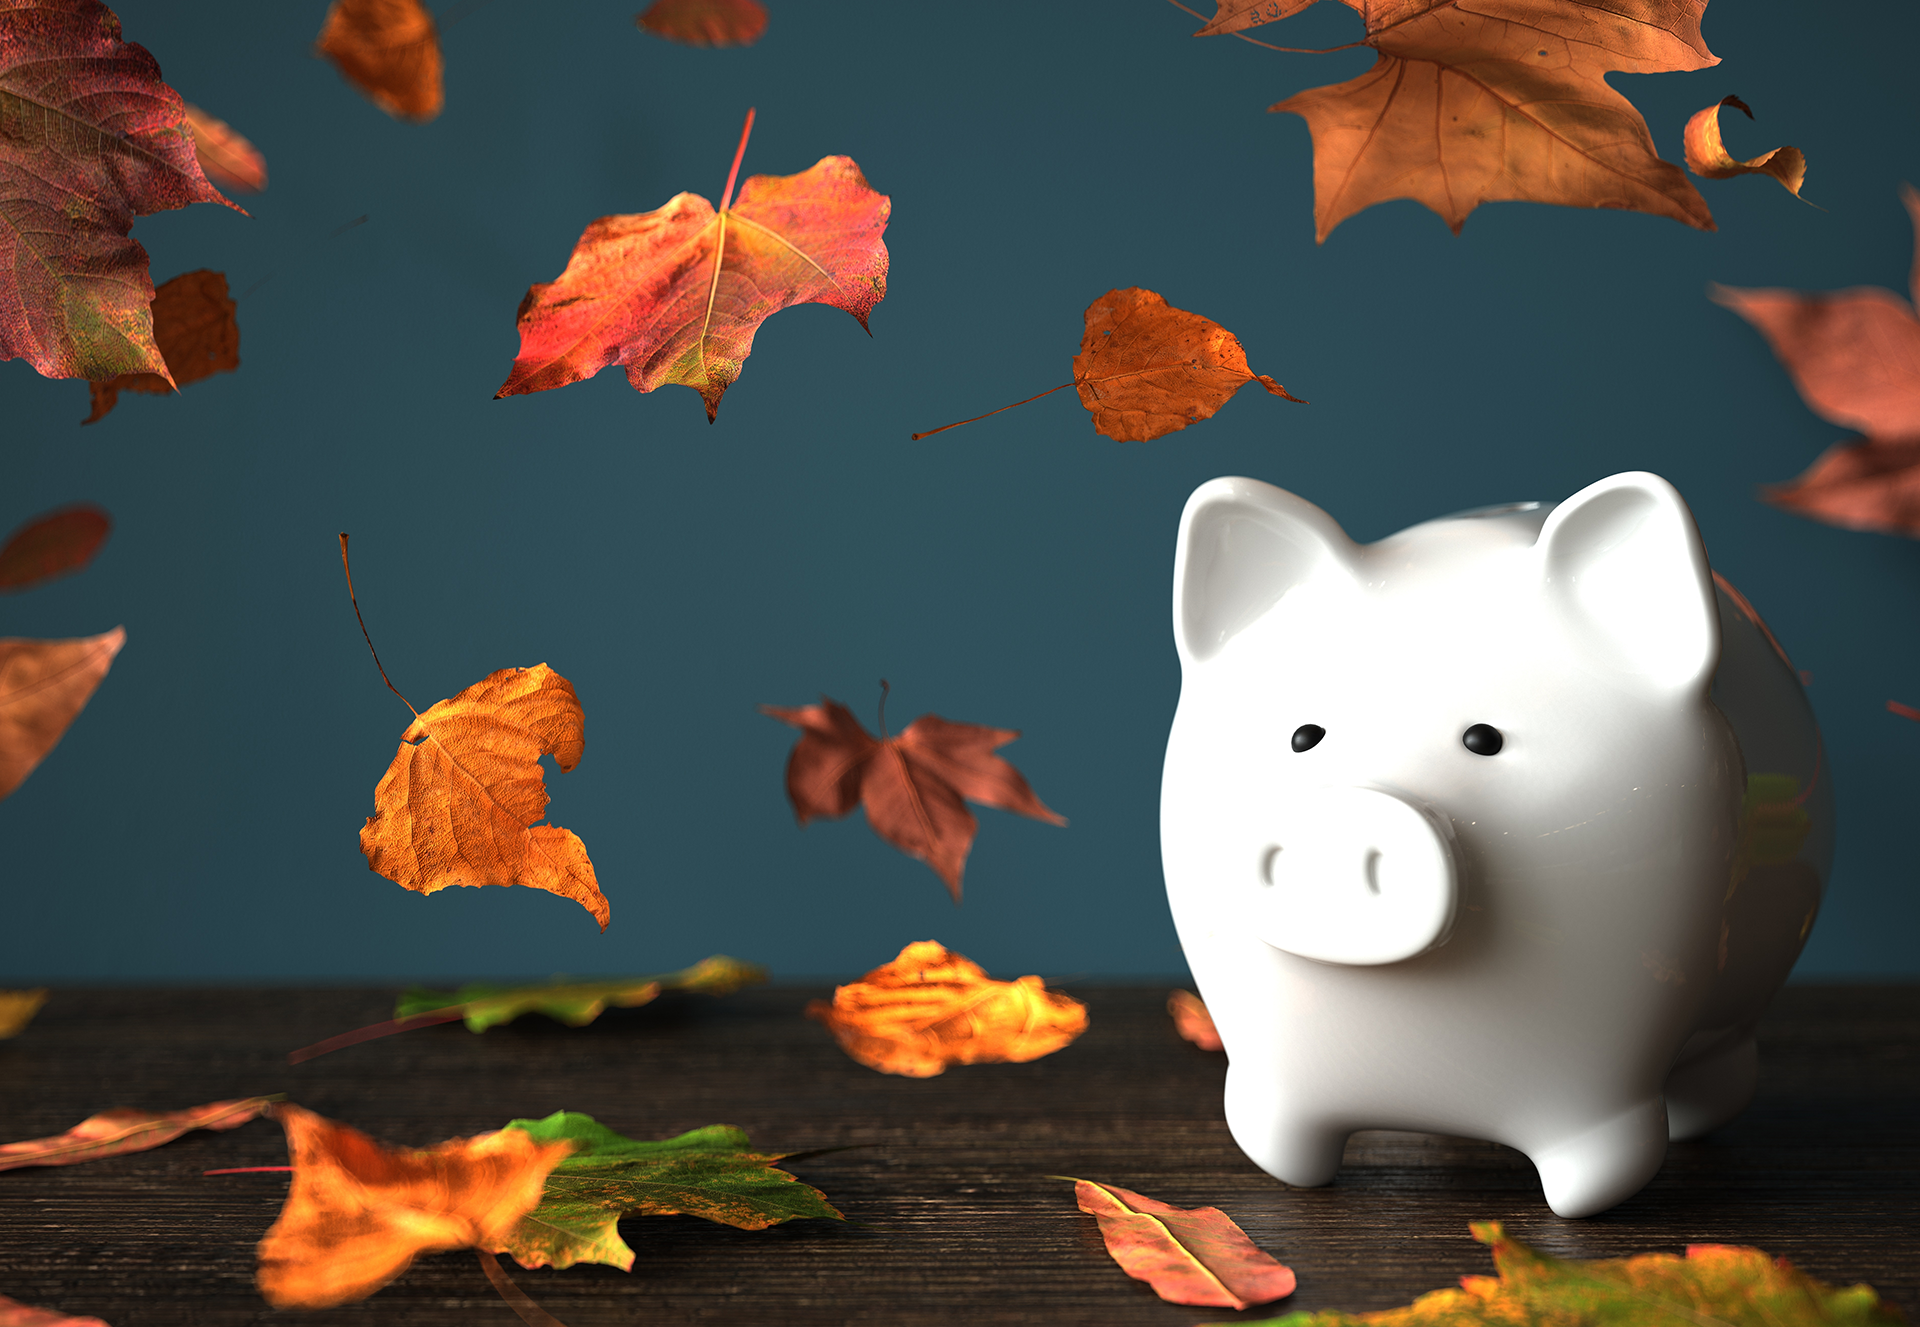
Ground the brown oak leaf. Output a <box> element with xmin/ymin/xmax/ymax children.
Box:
<box><xmin>636</xmin><ymin>0</ymin><xmax>768</xmax><ymax>46</ymax></box>
<box><xmin>84</xmin><ymin>269</ymin><xmax>238</xmax><ymax>424</ymax></box>
<box><xmin>0</xmin><ymin>627</ymin><xmax>124</xmax><ymax>800</ymax></box>
<box><xmin>316</xmin><ymin>0</ymin><xmax>443</xmax><ymax>123</ymax></box>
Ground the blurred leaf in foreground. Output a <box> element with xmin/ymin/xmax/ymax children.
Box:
<box><xmin>0</xmin><ymin>989</ymin><xmax>48</xmax><ymax>1039</ymax></box>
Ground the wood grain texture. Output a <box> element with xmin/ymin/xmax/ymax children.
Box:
<box><xmin>0</xmin><ymin>984</ymin><xmax>1913</xmax><ymax>1325</ymax></box>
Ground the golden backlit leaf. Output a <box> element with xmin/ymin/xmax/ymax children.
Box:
<box><xmin>0</xmin><ymin>1096</ymin><xmax>274</xmax><ymax>1171</ymax></box>
<box><xmin>359</xmin><ymin>664</ymin><xmax>608</xmax><ymax>929</ymax></box>
<box><xmin>255</xmin><ymin>1103</ymin><xmax>572</xmax><ymax>1309</ymax></box>
<box><xmin>1168</xmin><ymin>989</ymin><xmax>1223</xmax><ymax>1051</ymax></box>
<box><xmin>1071</xmin><ymin>1178</ymin><xmax>1295</xmax><ymax>1309</ymax></box>
<box><xmin>0</xmin><ymin>627</ymin><xmax>124</xmax><ymax>800</ymax></box>
<box><xmin>183</xmin><ymin>104</ymin><xmax>267</xmax><ymax>193</ymax></box>
<box><xmin>316</xmin><ymin>0</ymin><xmax>443</xmax><ymax>123</ymax></box>
<box><xmin>1684</xmin><ymin>96</ymin><xmax>1807</xmax><ymax>197</ymax></box>
<box><xmin>806</xmin><ymin>940</ymin><xmax>1087</xmax><ymax>1077</ymax></box>
<box><xmin>0</xmin><ymin>989</ymin><xmax>49</xmax><ymax>1040</ymax></box>
<box><xmin>636</xmin><ymin>0</ymin><xmax>768</xmax><ymax>47</ymax></box>
<box><xmin>84</xmin><ymin>269</ymin><xmax>238</xmax><ymax>423</ymax></box>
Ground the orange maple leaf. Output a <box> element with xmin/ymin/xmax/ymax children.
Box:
<box><xmin>183</xmin><ymin>104</ymin><xmax>267</xmax><ymax>194</ymax></box>
<box><xmin>637</xmin><ymin>0</ymin><xmax>768</xmax><ymax>47</ymax></box>
<box><xmin>0</xmin><ymin>628</ymin><xmax>124</xmax><ymax>801</ymax></box>
<box><xmin>254</xmin><ymin>1103</ymin><xmax>573</xmax><ymax>1309</ymax></box>
<box><xmin>316</xmin><ymin>0</ymin><xmax>443</xmax><ymax>123</ymax></box>
<box><xmin>1189</xmin><ymin>0</ymin><xmax>1716</xmax><ymax>241</ymax></box>
<box><xmin>1713</xmin><ymin>186</ymin><xmax>1920</xmax><ymax>537</ymax></box>
<box><xmin>1682</xmin><ymin>96</ymin><xmax>1807</xmax><ymax>199</ymax></box>
<box><xmin>761</xmin><ymin>685</ymin><xmax>1064</xmax><ymax>901</ymax></box>
<box><xmin>496</xmin><ymin>109</ymin><xmax>889</xmax><ymax>420</ymax></box>
<box><xmin>806</xmin><ymin>940</ymin><xmax>1087</xmax><ymax>1077</ymax></box>
<box><xmin>83</xmin><ymin>269</ymin><xmax>238</xmax><ymax>424</ymax></box>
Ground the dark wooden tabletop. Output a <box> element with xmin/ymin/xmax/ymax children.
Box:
<box><xmin>1</xmin><ymin>983</ymin><xmax>1914</xmax><ymax>1326</ymax></box>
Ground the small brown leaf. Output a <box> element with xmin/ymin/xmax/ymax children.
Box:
<box><xmin>183</xmin><ymin>104</ymin><xmax>267</xmax><ymax>193</ymax></box>
<box><xmin>636</xmin><ymin>0</ymin><xmax>767</xmax><ymax>47</ymax></box>
<box><xmin>0</xmin><ymin>505</ymin><xmax>110</xmax><ymax>591</ymax></box>
<box><xmin>1071</xmin><ymin>1178</ymin><xmax>1296</xmax><ymax>1309</ymax></box>
<box><xmin>0</xmin><ymin>627</ymin><xmax>125</xmax><ymax>800</ymax></box>
<box><xmin>1684</xmin><ymin>97</ymin><xmax>1807</xmax><ymax>198</ymax></box>
<box><xmin>0</xmin><ymin>1096</ymin><xmax>274</xmax><ymax>1172</ymax></box>
<box><xmin>316</xmin><ymin>0</ymin><xmax>443</xmax><ymax>123</ymax></box>
<box><xmin>0</xmin><ymin>989</ymin><xmax>49</xmax><ymax>1039</ymax></box>
<box><xmin>84</xmin><ymin>270</ymin><xmax>238</xmax><ymax>424</ymax></box>
<box><xmin>0</xmin><ymin>1293</ymin><xmax>110</xmax><ymax>1327</ymax></box>
<box><xmin>1168</xmin><ymin>989</ymin><xmax>1222</xmax><ymax>1051</ymax></box>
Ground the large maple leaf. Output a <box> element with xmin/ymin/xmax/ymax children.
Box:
<box><xmin>496</xmin><ymin>109</ymin><xmax>889</xmax><ymax>420</ymax></box>
<box><xmin>1192</xmin><ymin>0</ymin><xmax>1716</xmax><ymax>241</ymax></box>
<box><xmin>1712</xmin><ymin>186</ymin><xmax>1920</xmax><ymax>537</ymax></box>
<box><xmin>0</xmin><ymin>0</ymin><xmax>237</xmax><ymax>381</ymax></box>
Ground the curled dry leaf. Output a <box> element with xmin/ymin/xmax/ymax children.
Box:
<box><xmin>316</xmin><ymin>0</ymin><xmax>443</xmax><ymax>122</ymax></box>
<box><xmin>0</xmin><ymin>0</ymin><xmax>238</xmax><ymax>383</ymax></box>
<box><xmin>1168</xmin><ymin>989</ymin><xmax>1222</xmax><ymax>1051</ymax></box>
<box><xmin>183</xmin><ymin>104</ymin><xmax>267</xmax><ymax>193</ymax></box>
<box><xmin>0</xmin><ymin>988</ymin><xmax>49</xmax><ymax>1039</ymax></box>
<box><xmin>1072</xmin><ymin>1178</ymin><xmax>1295</xmax><ymax>1310</ymax></box>
<box><xmin>0</xmin><ymin>628</ymin><xmax>125</xmax><ymax>801</ymax></box>
<box><xmin>637</xmin><ymin>0</ymin><xmax>768</xmax><ymax>47</ymax></box>
<box><xmin>0</xmin><ymin>1294</ymin><xmax>109</xmax><ymax>1327</ymax></box>
<box><xmin>497</xmin><ymin>110</ymin><xmax>888</xmax><ymax>421</ymax></box>
<box><xmin>762</xmin><ymin>691</ymin><xmax>1063</xmax><ymax>900</ymax></box>
<box><xmin>1221</xmin><ymin>1221</ymin><xmax>1901</xmax><ymax>1327</ymax></box>
<box><xmin>84</xmin><ymin>270</ymin><xmax>239</xmax><ymax>424</ymax></box>
<box><xmin>1713</xmin><ymin>187</ymin><xmax>1920</xmax><ymax>536</ymax></box>
<box><xmin>0</xmin><ymin>506</ymin><xmax>110</xmax><ymax>592</ymax></box>
<box><xmin>0</xmin><ymin>1096</ymin><xmax>275</xmax><ymax>1173</ymax></box>
<box><xmin>1684</xmin><ymin>96</ymin><xmax>1807</xmax><ymax>198</ymax></box>
<box><xmin>256</xmin><ymin>1103</ymin><xmax>573</xmax><ymax>1309</ymax></box>
<box><xmin>1194</xmin><ymin>0</ymin><xmax>1716</xmax><ymax>241</ymax></box>
<box><xmin>360</xmin><ymin>664</ymin><xmax>609</xmax><ymax>929</ymax></box>
<box><xmin>807</xmin><ymin>940</ymin><xmax>1087</xmax><ymax>1077</ymax></box>
<box><xmin>495</xmin><ymin>1112</ymin><xmax>843</xmax><ymax>1272</ymax></box>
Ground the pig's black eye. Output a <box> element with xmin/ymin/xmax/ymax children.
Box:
<box><xmin>1291</xmin><ymin>724</ymin><xmax>1325</xmax><ymax>752</ymax></box>
<box><xmin>1462</xmin><ymin>724</ymin><xmax>1503</xmax><ymax>756</ymax></box>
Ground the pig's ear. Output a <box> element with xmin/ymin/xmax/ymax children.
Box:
<box><xmin>1174</xmin><ymin>477</ymin><xmax>1361</xmax><ymax>663</ymax></box>
<box><xmin>1536</xmin><ymin>472</ymin><xmax>1720</xmax><ymax>694</ymax></box>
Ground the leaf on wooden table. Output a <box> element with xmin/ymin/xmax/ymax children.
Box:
<box><xmin>0</xmin><ymin>1096</ymin><xmax>275</xmax><ymax>1172</ymax></box>
<box><xmin>0</xmin><ymin>0</ymin><xmax>239</xmax><ymax>383</ymax></box>
<box><xmin>0</xmin><ymin>628</ymin><xmax>125</xmax><ymax>801</ymax></box>
<box><xmin>1070</xmin><ymin>1178</ymin><xmax>1295</xmax><ymax>1309</ymax></box>
<box><xmin>762</xmin><ymin>686</ymin><xmax>1063</xmax><ymax>900</ymax></box>
<box><xmin>1169</xmin><ymin>989</ymin><xmax>1222</xmax><ymax>1051</ymax></box>
<box><xmin>637</xmin><ymin>0</ymin><xmax>767</xmax><ymax>46</ymax></box>
<box><xmin>84</xmin><ymin>270</ymin><xmax>239</xmax><ymax>423</ymax></box>
<box><xmin>0</xmin><ymin>506</ymin><xmax>110</xmax><ymax>591</ymax></box>
<box><xmin>0</xmin><ymin>989</ymin><xmax>49</xmax><ymax>1039</ymax></box>
<box><xmin>316</xmin><ymin>0</ymin><xmax>442</xmax><ymax>122</ymax></box>
<box><xmin>807</xmin><ymin>940</ymin><xmax>1087</xmax><ymax>1077</ymax></box>
<box><xmin>1219</xmin><ymin>1220</ymin><xmax>1901</xmax><ymax>1326</ymax></box>
<box><xmin>255</xmin><ymin>1103</ymin><xmax>573</xmax><ymax>1309</ymax></box>
<box><xmin>493</xmin><ymin>1112</ymin><xmax>843</xmax><ymax>1272</ymax></box>
<box><xmin>1713</xmin><ymin>186</ymin><xmax>1920</xmax><ymax>535</ymax></box>
<box><xmin>183</xmin><ymin>104</ymin><xmax>267</xmax><ymax>193</ymax></box>
<box><xmin>496</xmin><ymin>109</ymin><xmax>888</xmax><ymax>420</ymax></box>
<box><xmin>1683</xmin><ymin>96</ymin><xmax>1807</xmax><ymax>198</ymax></box>
<box><xmin>0</xmin><ymin>1294</ymin><xmax>109</xmax><ymax>1327</ymax></box>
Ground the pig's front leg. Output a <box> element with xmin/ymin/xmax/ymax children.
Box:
<box><xmin>1222</xmin><ymin>1062</ymin><xmax>1348</xmax><ymax>1188</ymax></box>
<box><xmin>1525</xmin><ymin>1098</ymin><xmax>1669</xmax><ymax>1218</ymax></box>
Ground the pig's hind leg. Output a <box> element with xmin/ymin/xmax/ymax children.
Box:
<box><xmin>1526</xmin><ymin>1097</ymin><xmax>1668</xmax><ymax>1218</ymax></box>
<box><xmin>1663</xmin><ymin>1031</ymin><xmax>1759</xmax><ymax>1140</ymax></box>
<box><xmin>1223</xmin><ymin>1064</ymin><xmax>1348</xmax><ymax>1187</ymax></box>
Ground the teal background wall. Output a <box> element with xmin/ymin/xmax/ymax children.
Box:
<box><xmin>3</xmin><ymin>0</ymin><xmax>1916</xmax><ymax>983</ymax></box>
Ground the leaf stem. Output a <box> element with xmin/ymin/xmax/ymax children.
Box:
<box><xmin>1163</xmin><ymin>0</ymin><xmax>1368</xmax><ymax>52</ymax></box>
<box><xmin>911</xmin><ymin>382</ymin><xmax>1073</xmax><ymax>440</ymax></box>
<box><xmin>876</xmin><ymin>678</ymin><xmax>891</xmax><ymax>739</ymax></box>
<box><xmin>338</xmin><ymin>534</ymin><xmax>420</xmax><ymax>719</ymax></box>
<box><xmin>719</xmin><ymin>107</ymin><xmax>756</xmax><ymax>213</ymax></box>
<box><xmin>479</xmin><ymin>1250</ymin><xmax>572</xmax><ymax>1327</ymax></box>
<box><xmin>287</xmin><ymin>1004</ymin><xmax>471</xmax><ymax>1064</ymax></box>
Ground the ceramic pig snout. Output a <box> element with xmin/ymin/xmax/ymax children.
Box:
<box><xmin>1250</xmin><ymin>786</ymin><xmax>1459</xmax><ymax>966</ymax></box>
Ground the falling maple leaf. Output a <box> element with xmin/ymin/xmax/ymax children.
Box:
<box><xmin>0</xmin><ymin>628</ymin><xmax>125</xmax><ymax>801</ymax></box>
<box><xmin>1684</xmin><ymin>96</ymin><xmax>1808</xmax><ymax>199</ymax></box>
<box><xmin>914</xmin><ymin>287</ymin><xmax>1301</xmax><ymax>443</ymax></box>
<box><xmin>0</xmin><ymin>0</ymin><xmax>239</xmax><ymax>383</ymax></box>
<box><xmin>496</xmin><ymin>108</ymin><xmax>889</xmax><ymax>421</ymax></box>
<box><xmin>83</xmin><ymin>269</ymin><xmax>238</xmax><ymax>424</ymax></box>
<box><xmin>1218</xmin><ymin>1221</ymin><xmax>1901</xmax><ymax>1327</ymax></box>
<box><xmin>287</xmin><ymin>955</ymin><xmax>766</xmax><ymax>1062</ymax></box>
<box><xmin>0</xmin><ymin>505</ymin><xmax>110</xmax><ymax>592</ymax></box>
<box><xmin>0</xmin><ymin>988</ymin><xmax>49</xmax><ymax>1039</ymax></box>
<box><xmin>0</xmin><ymin>1294</ymin><xmax>109</xmax><ymax>1327</ymax></box>
<box><xmin>315</xmin><ymin>0</ymin><xmax>442</xmax><ymax>122</ymax></box>
<box><xmin>183</xmin><ymin>104</ymin><xmax>266</xmax><ymax>193</ymax></box>
<box><xmin>492</xmin><ymin>1112</ymin><xmax>843</xmax><ymax>1272</ymax></box>
<box><xmin>255</xmin><ymin>1103</ymin><xmax>573</xmax><ymax>1309</ymax></box>
<box><xmin>1069</xmin><ymin>1178</ymin><xmax>1295</xmax><ymax>1310</ymax></box>
<box><xmin>762</xmin><ymin>683</ymin><xmax>1063</xmax><ymax>900</ymax></box>
<box><xmin>636</xmin><ymin>0</ymin><xmax>768</xmax><ymax>47</ymax></box>
<box><xmin>806</xmin><ymin>940</ymin><xmax>1087</xmax><ymax>1077</ymax></box>
<box><xmin>1187</xmin><ymin>0</ymin><xmax>1716</xmax><ymax>241</ymax></box>
<box><xmin>1168</xmin><ymin>989</ymin><xmax>1223</xmax><ymax>1051</ymax></box>
<box><xmin>1713</xmin><ymin>186</ymin><xmax>1920</xmax><ymax>536</ymax></box>
<box><xmin>0</xmin><ymin>1096</ymin><xmax>275</xmax><ymax>1173</ymax></box>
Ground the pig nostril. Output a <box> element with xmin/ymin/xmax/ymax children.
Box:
<box><xmin>1259</xmin><ymin>845</ymin><xmax>1282</xmax><ymax>885</ymax></box>
<box><xmin>1364</xmin><ymin>848</ymin><xmax>1382</xmax><ymax>895</ymax></box>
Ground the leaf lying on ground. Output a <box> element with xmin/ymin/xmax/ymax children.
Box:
<box><xmin>637</xmin><ymin>0</ymin><xmax>767</xmax><ymax>46</ymax></box>
<box><xmin>0</xmin><ymin>628</ymin><xmax>126</xmax><ymax>801</ymax></box>
<box><xmin>1070</xmin><ymin>1178</ymin><xmax>1294</xmax><ymax>1310</ymax></box>
<box><xmin>496</xmin><ymin>108</ymin><xmax>888</xmax><ymax>420</ymax></box>
<box><xmin>255</xmin><ymin>1103</ymin><xmax>572</xmax><ymax>1309</ymax></box>
<box><xmin>1684</xmin><ymin>97</ymin><xmax>1807</xmax><ymax>199</ymax></box>
<box><xmin>287</xmin><ymin>955</ymin><xmax>767</xmax><ymax>1062</ymax></box>
<box><xmin>84</xmin><ymin>269</ymin><xmax>239</xmax><ymax>423</ymax></box>
<box><xmin>1713</xmin><ymin>186</ymin><xmax>1920</xmax><ymax>536</ymax></box>
<box><xmin>1221</xmin><ymin>1221</ymin><xmax>1900</xmax><ymax>1327</ymax></box>
<box><xmin>915</xmin><ymin>286</ymin><xmax>1300</xmax><ymax>443</ymax></box>
<box><xmin>1169</xmin><ymin>989</ymin><xmax>1222</xmax><ymax>1051</ymax></box>
<box><xmin>0</xmin><ymin>1096</ymin><xmax>275</xmax><ymax>1172</ymax></box>
<box><xmin>184</xmin><ymin>104</ymin><xmax>267</xmax><ymax>193</ymax></box>
<box><xmin>763</xmin><ymin>683</ymin><xmax>1063</xmax><ymax>901</ymax></box>
<box><xmin>315</xmin><ymin>0</ymin><xmax>442</xmax><ymax>122</ymax></box>
<box><xmin>0</xmin><ymin>1294</ymin><xmax>109</xmax><ymax>1327</ymax></box>
<box><xmin>0</xmin><ymin>989</ymin><xmax>49</xmax><ymax>1040</ymax></box>
<box><xmin>0</xmin><ymin>506</ymin><xmax>110</xmax><ymax>591</ymax></box>
<box><xmin>807</xmin><ymin>940</ymin><xmax>1087</xmax><ymax>1077</ymax></box>
<box><xmin>493</xmin><ymin>1112</ymin><xmax>843</xmax><ymax>1272</ymax></box>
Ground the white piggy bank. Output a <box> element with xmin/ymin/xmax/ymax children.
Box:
<box><xmin>1161</xmin><ymin>472</ymin><xmax>1830</xmax><ymax>1218</ymax></box>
